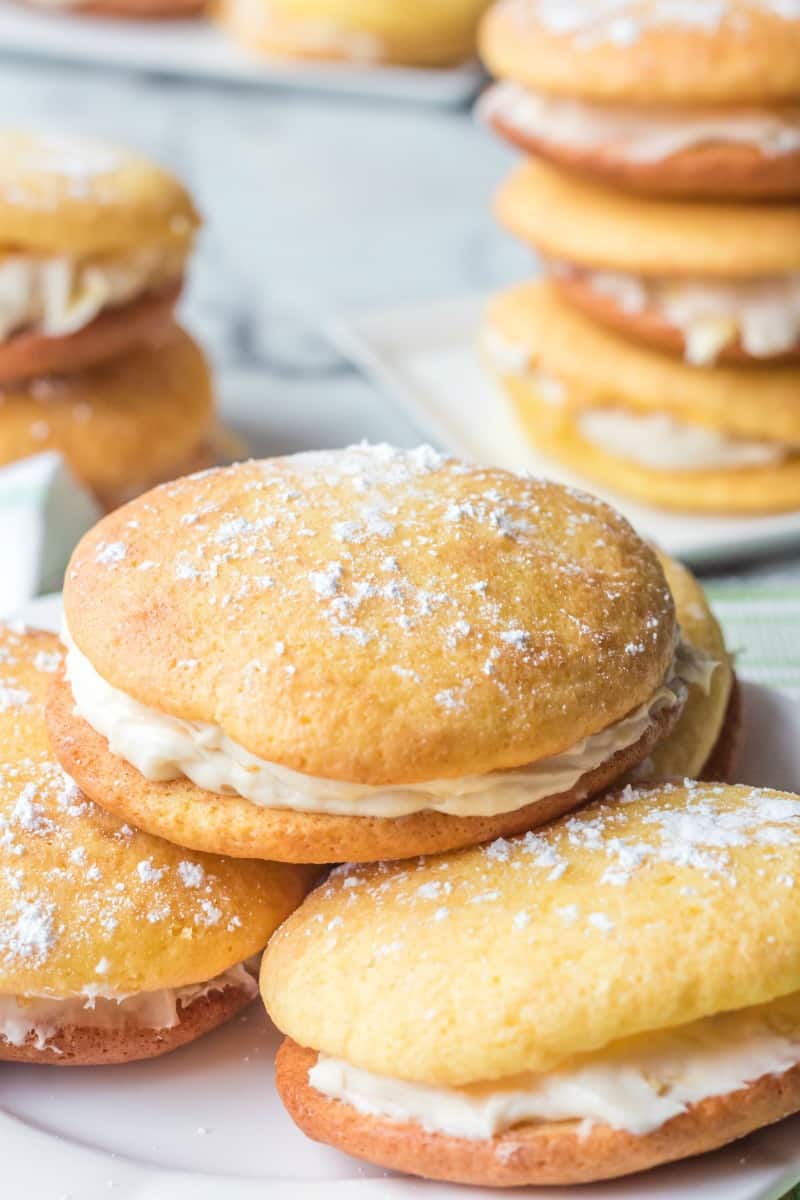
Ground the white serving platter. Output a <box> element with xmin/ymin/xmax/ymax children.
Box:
<box><xmin>4</xmin><ymin>591</ymin><xmax>800</xmax><ymax>1200</ymax></box>
<box><xmin>327</xmin><ymin>295</ymin><xmax>800</xmax><ymax>569</ymax></box>
<box><xmin>0</xmin><ymin>2</ymin><xmax>484</xmax><ymax>105</ymax></box>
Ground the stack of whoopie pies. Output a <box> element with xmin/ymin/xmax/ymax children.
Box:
<box><xmin>478</xmin><ymin>0</ymin><xmax>800</xmax><ymax>514</ymax></box>
<box><xmin>34</xmin><ymin>441</ymin><xmax>800</xmax><ymax>1192</ymax></box>
<box><xmin>0</xmin><ymin>129</ymin><xmax>223</xmax><ymax>511</ymax></box>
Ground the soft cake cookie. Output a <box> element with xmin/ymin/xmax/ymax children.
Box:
<box><xmin>0</xmin><ymin>131</ymin><xmax>199</xmax><ymax>383</ymax></box>
<box><xmin>0</xmin><ymin>625</ymin><xmax>312</xmax><ymax>1066</ymax></box>
<box><xmin>266</xmin><ymin>781</ymin><xmax>800</xmax><ymax>1186</ymax></box>
<box><xmin>495</xmin><ymin>159</ymin><xmax>800</xmax><ymax>365</ymax></box>
<box><xmin>0</xmin><ymin>325</ymin><xmax>215</xmax><ymax>512</ymax></box>
<box><xmin>481</xmin><ymin>0</ymin><xmax>800</xmax><ymax>103</ymax></box>
<box><xmin>640</xmin><ymin>556</ymin><xmax>736</xmax><ymax>782</ymax></box>
<box><xmin>485</xmin><ymin>283</ymin><xmax>800</xmax><ymax>513</ymax></box>
<box><xmin>220</xmin><ymin>0</ymin><xmax>492</xmax><ymax>68</ymax></box>
<box><xmin>479</xmin><ymin>2</ymin><xmax>800</xmax><ymax>198</ymax></box>
<box><xmin>47</xmin><ymin>445</ymin><xmax>699</xmax><ymax>863</ymax></box>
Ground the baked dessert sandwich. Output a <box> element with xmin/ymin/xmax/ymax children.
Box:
<box><xmin>0</xmin><ymin>130</ymin><xmax>198</xmax><ymax>384</ymax></box>
<box><xmin>267</xmin><ymin>779</ymin><xmax>800</xmax><ymax>1185</ymax></box>
<box><xmin>480</xmin><ymin>0</ymin><xmax>800</xmax><ymax>199</ymax></box>
<box><xmin>48</xmin><ymin>444</ymin><xmax>707</xmax><ymax>863</ymax></box>
<box><xmin>0</xmin><ymin>624</ymin><xmax>313</xmax><ymax>1065</ymax></box>
<box><xmin>484</xmin><ymin>282</ymin><xmax>800</xmax><ymax>513</ymax></box>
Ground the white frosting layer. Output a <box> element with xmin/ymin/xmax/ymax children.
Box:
<box><xmin>63</xmin><ymin>627</ymin><xmax>706</xmax><ymax>819</ymax></box>
<box><xmin>0</xmin><ymin>246</ymin><xmax>184</xmax><ymax>342</ymax></box>
<box><xmin>574</xmin><ymin>268</ymin><xmax>800</xmax><ymax>365</ymax></box>
<box><xmin>481</xmin><ymin>326</ymin><xmax>534</xmax><ymax>376</ymax></box>
<box><xmin>481</xmin><ymin>328</ymin><xmax>567</xmax><ymax>403</ymax></box>
<box><xmin>579</xmin><ymin>409</ymin><xmax>785</xmax><ymax>471</ymax></box>
<box><xmin>480</xmin><ymin>83</ymin><xmax>800</xmax><ymax>164</ymax></box>
<box><xmin>309</xmin><ymin>993</ymin><xmax>800</xmax><ymax>1138</ymax></box>
<box><xmin>0</xmin><ymin>961</ymin><xmax>257</xmax><ymax>1051</ymax></box>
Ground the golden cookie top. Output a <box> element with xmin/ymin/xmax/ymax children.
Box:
<box><xmin>496</xmin><ymin>159</ymin><xmax>800</xmax><ymax>277</ymax></box>
<box><xmin>264</xmin><ymin>781</ymin><xmax>800</xmax><ymax>1085</ymax></box>
<box><xmin>487</xmin><ymin>284</ymin><xmax>800</xmax><ymax>444</ymax></box>
<box><xmin>64</xmin><ymin>446</ymin><xmax>675</xmax><ymax>785</ymax></box>
<box><xmin>481</xmin><ymin>0</ymin><xmax>800</xmax><ymax>102</ymax></box>
<box><xmin>0</xmin><ymin>130</ymin><xmax>200</xmax><ymax>255</ymax></box>
<box><xmin>0</xmin><ymin>626</ymin><xmax>312</xmax><ymax>998</ymax></box>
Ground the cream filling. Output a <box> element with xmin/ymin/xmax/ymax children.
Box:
<box><xmin>0</xmin><ymin>961</ymin><xmax>257</xmax><ymax>1051</ymax></box>
<box><xmin>63</xmin><ymin>627</ymin><xmax>708</xmax><ymax>819</ymax></box>
<box><xmin>0</xmin><ymin>246</ymin><xmax>185</xmax><ymax>343</ymax></box>
<box><xmin>309</xmin><ymin>992</ymin><xmax>800</xmax><ymax>1139</ymax></box>
<box><xmin>579</xmin><ymin>409</ymin><xmax>786</xmax><ymax>471</ymax></box>
<box><xmin>572</xmin><ymin>267</ymin><xmax>800</xmax><ymax>365</ymax></box>
<box><xmin>481</xmin><ymin>327</ymin><xmax>566</xmax><ymax>404</ymax></box>
<box><xmin>479</xmin><ymin>83</ymin><xmax>800</xmax><ymax>163</ymax></box>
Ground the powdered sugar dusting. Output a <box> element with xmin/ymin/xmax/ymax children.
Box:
<box><xmin>0</xmin><ymin>131</ymin><xmax>146</xmax><ymax>213</ymax></box>
<box><xmin>0</xmin><ymin>625</ymin><xmax>255</xmax><ymax>987</ymax></box>
<box><xmin>502</xmin><ymin>0</ymin><xmax>800</xmax><ymax>47</ymax></box>
<box><xmin>0</xmin><ymin>686</ymin><xmax>31</xmax><ymax>713</ymax></box>
<box><xmin>300</xmin><ymin>784</ymin><xmax>800</xmax><ymax>955</ymax></box>
<box><xmin>95</xmin><ymin>541</ymin><xmax>127</xmax><ymax>567</ymax></box>
<box><xmin>69</xmin><ymin>444</ymin><xmax>674</xmax><ymax>776</ymax></box>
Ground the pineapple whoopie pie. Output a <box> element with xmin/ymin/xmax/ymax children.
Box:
<box><xmin>0</xmin><ymin>131</ymin><xmax>198</xmax><ymax>384</ymax></box>
<box><xmin>480</xmin><ymin>0</ymin><xmax>800</xmax><ymax>200</ymax></box>
<box><xmin>47</xmin><ymin>444</ymin><xmax>710</xmax><ymax>864</ymax></box>
<box><xmin>484</xmin><ymin>283</ymin><xmax>800</xmax><ymax>514</ymax></box>
<box><xmin>266</xmin><ymin>780</ymin><xmax>800</xmax><ymax>1186</ymax></box>
<box><xmin>0</xmin><ymin>624</ymin><xmax>313</xmax><ymax>1065</ymax></box>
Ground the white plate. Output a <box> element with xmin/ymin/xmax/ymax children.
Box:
<box><xmin>5</xmin><ymin>592</ymin><xmax>800</xmax><ymax>1200</ymax></box>
<box><xmin>327</xmin><ymin>295</ymin><xmax>800</xmax><ymax>568</ymax></box>
<box><xmin>0</xmin><ymin>2</ymin><xmax>484</xmax><ymax>105</ymax></box>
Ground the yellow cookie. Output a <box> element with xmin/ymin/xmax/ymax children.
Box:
<box><xmin>0</xmin><ymin>625</ymin><xmax>313</xmax><ymax>1066</ymax></box>
<box><xmin>480</xmin><ymin>0</ymin><xmax>800</xmax><ymax>103</ymax></box>
<box><xmin>0</xmin><ymin>324</ymin><xmax>216</xmax><ymax>512</ymax></box>
<box><xmin>265</xmin><ymin>780</ymin><xmax>800</xmax><ymax>1185</ymax></box>
<box><xmin>220</xmin><ymin>0</ymin><xmax>492</xmax><ymax>67</ymax></box>
<box><xmin>495</xmin><ymin>159</ymin><xmax>800</xmax><ymax>278</ymax></box>
<box><xmin>47</xmin><ymin>445</ymin><xmax>693</xmax><ymax>863</ymax></box>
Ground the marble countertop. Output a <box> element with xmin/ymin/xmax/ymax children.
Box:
<box><xmin>2</xmin><ymin>50</ymin><xmax>798</xmax><ymax>582</ymax></box>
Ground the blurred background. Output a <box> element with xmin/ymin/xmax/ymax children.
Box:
<box><xmin>0</xmin><ymin>49</ymin><xmax>522</xmax><ymax>452</ymax></box>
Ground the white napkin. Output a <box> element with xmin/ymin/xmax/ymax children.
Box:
<box><xmin>0</xmin><ymin>452</ymin><xmax>100</xmax><ymax>617</ymax></box>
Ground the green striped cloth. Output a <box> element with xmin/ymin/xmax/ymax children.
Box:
<box><xmin>707</xmin><ymin>581</ymin><xmax>800</xmax><ymax>700</ymax></box>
